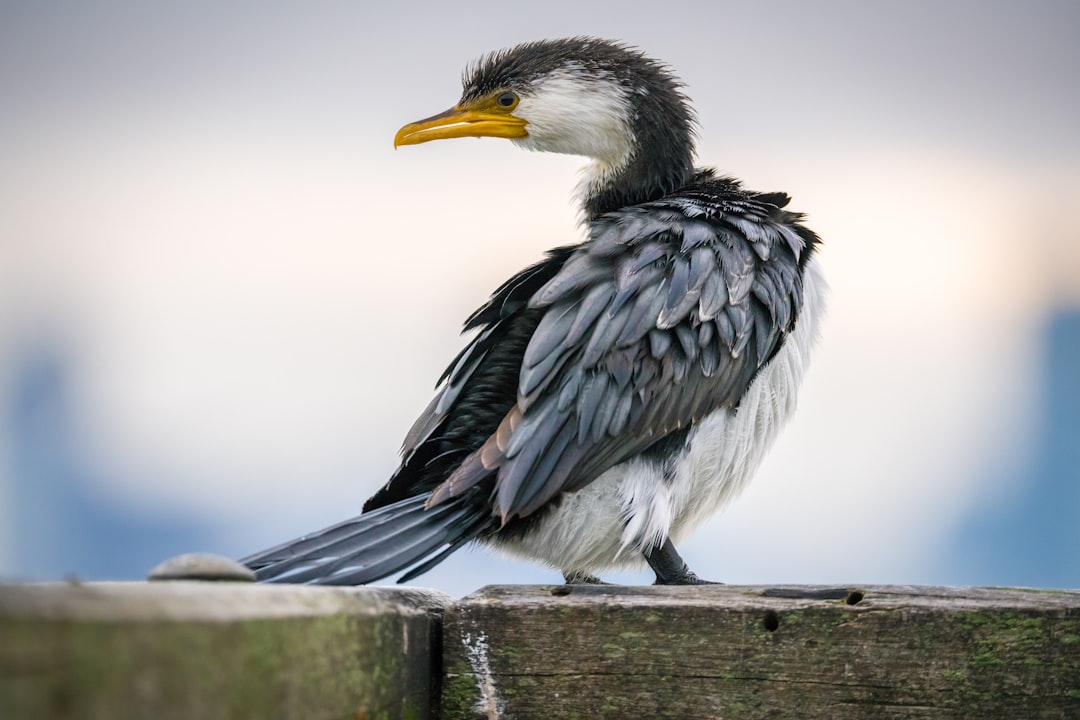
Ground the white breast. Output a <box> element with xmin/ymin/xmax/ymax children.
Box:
<box><xmin>488</xmin><ymin>256</ymin><xmax>827</xmax><ymax>577</ymax></box>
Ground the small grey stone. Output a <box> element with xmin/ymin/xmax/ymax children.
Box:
<box><xmin>147</xmin><ymin>553</ymin><xmax>256</xmax><ymax>582</ymax></box>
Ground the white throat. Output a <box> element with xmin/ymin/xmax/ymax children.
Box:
<box><xmin>573</xmin><ymin>159</ymin><xmax>623</xmax><ymax>217</ymax></box>
<box><xmin>512</xmin><ymin>70</ymin><xmax>635</xmax><ymax>173</ymax></box>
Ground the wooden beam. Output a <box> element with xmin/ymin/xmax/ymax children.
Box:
<box><xmin>4</xmin><ymin>582</ymin><xmax>1078</xmax><ymax>719</ymax></box>
<box><xmin>441</xmin><ymin>584</ymin><xmax>1080</xmax><ymax>719</ymax></box>
<box><xmin>0</xmin><ymin>581</ymin><xmax>450</xmax><ymax>720</ymax></box>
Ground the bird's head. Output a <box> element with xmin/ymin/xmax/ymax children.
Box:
<box><xmin>395</xmin><ymin>38</ymin><xmax>697</xmax><ymax>213</ymax></box>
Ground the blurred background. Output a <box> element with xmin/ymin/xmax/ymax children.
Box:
<box><xmin>1</xmin><ymin>1</ymin><xmax>1077</xmax><ymax>598</ymax></box>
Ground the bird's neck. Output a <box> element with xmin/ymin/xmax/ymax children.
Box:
<box><xmin>578</xmin><ymin>121</ymin><xmax>696</xmax><ymax>218</ymax></box>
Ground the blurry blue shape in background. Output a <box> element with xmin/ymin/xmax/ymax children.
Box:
<box><xmin>6</xmin><ymin>338</ymin><xmax>211</xmax><ymax>581</ymax></box>
<box><xmin>952</xmin><ymin>308</ymin><xmax>1080</xmax><ymax>589</ymax></box>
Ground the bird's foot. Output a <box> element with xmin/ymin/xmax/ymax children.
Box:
<box><xmin>653</xmin><ymin>568</ymin><xmax>720</xmax><ymax>586</ymax></box>
<box><xmin>645</xmin><ymin>537</ymin><xmax>722</xmax><ymax>586</ymax></box>
<box><xmin>562</xmin><ymin>571</ymin><xmax>609</xmax><ymax>585</ymax></box>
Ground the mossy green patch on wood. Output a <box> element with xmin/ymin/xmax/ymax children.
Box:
<box><xmin>440</xmin><ymin>671</ymin><xmax>481</xmax><ymax>717</ymax></box>
<box><xmin>0</xmin><ymin>583</ymin><xmax>449</xmax><ymax>720</ymax></box>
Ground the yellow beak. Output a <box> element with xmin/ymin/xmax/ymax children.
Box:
<box><xmin>394</xmin><ymin>106</ymin><xmax>528</xmax><ymax>148</ymax></box>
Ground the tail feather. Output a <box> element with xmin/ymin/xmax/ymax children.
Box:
<box><xmin>309</xmin><ymin>515</ymin><xmax>475</xmax><ymax>586</ymax></box>
<box><xmin>264</xmin><ymin>506</ymin><xmax>471</xmax><ymax>585</ymax></box>
<box><xmin>240</xmin><ymin>495</ymin><xmax>489</xmax><ymax>585</ymax></box>
<box><xmin>396</xmin><ymin>513</ymin><xmax>491</xmax><ymax>583</ymax></box>
<box><xmin>244</xmin><ymin>497</ymin><xmax>428</xmax><ymax>565</ymax></box>
<box><xmin>239</xmin><ymin>499</ymin><xmax>426</xmax><ymax>572</ymax></box>
<box><xmin>244</xmin><ymin>498</ymin><xmax>463</xmax><ymax>578</ymax></box>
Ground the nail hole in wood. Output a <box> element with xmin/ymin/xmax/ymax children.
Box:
<box><xmin>846</xmin><ymin>591</ymin><xmax>865</xmax><ymax>605</ymax></box>
<box><xmin>762</xmin><ymin>609</ymin><xmax>780</xmax><ymax>632</ymax></box>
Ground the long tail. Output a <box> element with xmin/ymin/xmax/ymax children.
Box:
<box><xmin>240</xmin><ymin>495</ymin><xmax>491</xmax><ymax>585</ymax></box>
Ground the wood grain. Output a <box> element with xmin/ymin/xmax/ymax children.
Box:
<box><xmin>0</xmin><ymin>582</ymin><xmax>450</xmax><ymax>720</ymax></box>
<box><xmin>441</xmin><ymin>584</ymin><xmax>1080</xmax><ymax>719</ymax></box>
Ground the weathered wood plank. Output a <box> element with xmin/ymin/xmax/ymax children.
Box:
<box><xmin>441</xmin><ymin>585</ymin><xmax>1080</xmax><ymax>719</ymax></box>
<box><xmin>0</xmin><ymin>581</ymin><xmax>451</xmax><ymax>720</ymax></box>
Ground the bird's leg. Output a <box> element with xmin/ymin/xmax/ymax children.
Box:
<box><xmin>645</xmin><ymin>538</ymin><xmax>719</xmax><ymax>585</ymax></box>
<box><xmin>563</xmin><ymin>570</ymin><xmax>609</xmax><ymax>585</ymax></box>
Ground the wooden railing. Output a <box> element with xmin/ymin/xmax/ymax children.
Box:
<box><xmin>2</xmin><ymin>582</ymin><xmax>1078</xmax><ymax>719</ymax></box>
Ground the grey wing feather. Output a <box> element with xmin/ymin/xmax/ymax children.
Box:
<box><xmin>430</xmin><ymin>179</ymin><xmax>817</xmax><ymax>524</ymax></box>
<box><xmin>616</xmin><ymin>285</ymin><xmax>667</xmax><ymax>348</ymax></box>
<box><xmin>565</xmin><ymin>284</ymin><xmax>616</xmax><ymax>347</ymax></box>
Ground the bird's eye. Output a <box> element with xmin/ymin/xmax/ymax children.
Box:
<box><xmin>496</xmin><ymin>91</ymin><xmax>518</xmax><ymax>108</ymax></box>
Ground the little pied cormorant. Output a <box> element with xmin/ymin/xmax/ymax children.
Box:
<box><xmin>242</xmin><ymin>37</ymin><xmax>824</xmax><ymax>586</ymax></box>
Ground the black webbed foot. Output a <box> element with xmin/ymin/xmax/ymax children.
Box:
<box><xmin>652</xmin><ymin>569</ymin><xmax>718</xmax><ymax>585</ymax></box>
<box><xmin>645</xmin><ymin>538</ymin><xmax>721</xmax><ymax>586</ymax></box>
<box><xmin>563</xmin><ymin>570</ymin><xmax>609</xmax><ymax>585</ymax></box>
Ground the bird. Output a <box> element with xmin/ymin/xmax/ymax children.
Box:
<box><xmin>241</xmin><ymin>37</ymin><xmax>824</xmax><ymax>586</ymax></box>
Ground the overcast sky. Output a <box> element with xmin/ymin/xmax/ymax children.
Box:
<box><xmin>1</xmin><ymin>1</ymin><xmax>1078</xmax><ymax>594</ymax></box>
